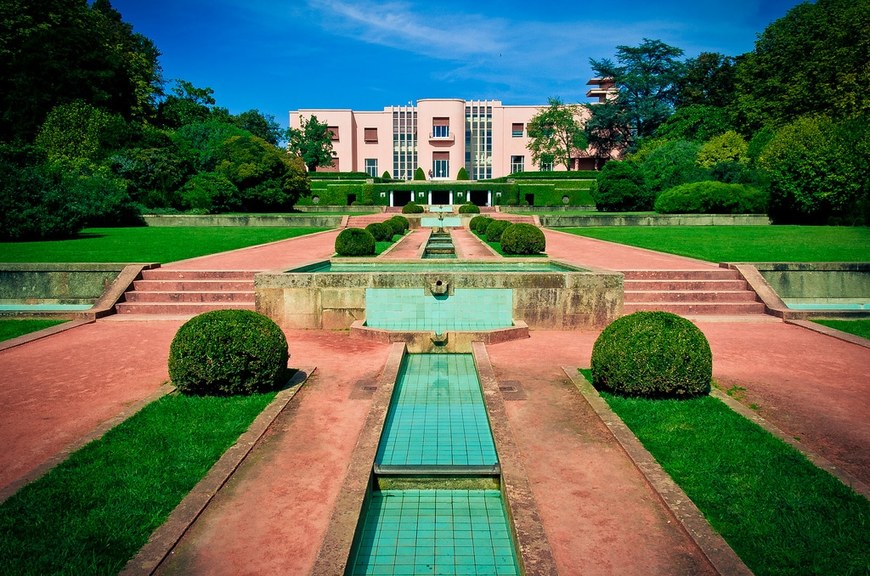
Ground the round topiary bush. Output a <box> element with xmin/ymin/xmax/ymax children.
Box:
<box><xmin>469</xmin><ymin>215</ymin><xmax>492</xmax><ymax>234</ymax></box>
<box><xmin>591</xmin><ymin>311</ymin><xmax>712</xmax><ymax>398</ymax></box>
<box><xmin>458</xmin><ymin>203</ymin><xmax>480</xmax><ymax>214</ymax></box>
<box><xmin>335</xmin><ymin>227</ymin><xmax>376</xmax><ymax>256</ymax></box>
<box><xmin>168</xmin><ymin>309</ymin><xmax>289</xmax><ymax>396</ymax></box>
<box><xmin>385</xmin><ymin>215</ymin><xmax>410</xmax><ymax>236</ymax></box>
<box><xmin>500</xmin><ymin>223</ymin><xmax>545</xmax><ymax>254</ymax></box>
<box><xmin>485</xmin><ymin>219</ymin><xmax>511</xmax><ymax>242</ymax></box>
<box><xmin>402</xmin><ymin>201</ymin><xmax>424</xmax><ymax>214</ymax></box>
<box><xmin>365</xmin><ymin>222</ymin><xmax>392</xmax><ymax>242</ymax></box>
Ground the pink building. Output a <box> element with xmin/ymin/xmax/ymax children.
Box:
<box><xmin>289</xmin><ymin>97</ymin><xmax>606</xmax><ymax>180</ymax></box>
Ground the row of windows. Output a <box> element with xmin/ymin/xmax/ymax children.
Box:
<box><xmin>364</xmin><ymin>154</ymin><xmax>526</xmax><ymax>178</ymax></box>
<box><xmin>327</xmin><ymin>121</ymin><xmax>524</xmax><ymax>143</ymax></box>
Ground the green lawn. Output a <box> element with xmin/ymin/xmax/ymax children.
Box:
<box><xmin>813</xmin><ymin>319</ymin><xmax>870</xmax><ymax>340</ymax></box>
<box><xmin>0</xmin><ymin>392</ymin><xmax>276</xmax><ymax>575</ymax></box>
<box><xmin>579</xmin><ymin>369</ymin><xmax>869</xmax><ymax>576</ymax></box>
<box><xmin>0</xmin><ymin>319</ymin><xmax>67</xmax><ymax>342</ymax></box>
<box><xmin>560</xmin><ymin>225</ymin><xmax>870</xmax><ymax>262</ymax></box>
<box><xmin>0</xmin><ymin>227</ymin><xmax>328</xmax><ymax>263</ymax></box>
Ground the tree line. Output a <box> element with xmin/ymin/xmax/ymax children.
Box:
<box><xmin>0</xmin><ymin>0</ymin><xmax>335</xmax><ymax>240</ymax></box>
<box><xmin>528</xmin><ymin>0</ymin><xmax>868</xmax><ymax>224</ymax></box>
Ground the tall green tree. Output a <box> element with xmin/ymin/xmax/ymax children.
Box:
<box><xmin>156</xmin><ymin>81</ymin><xmax>218</xmax><ymax>129</ymax></box>
<box><xmin>232</xmin><ymin>110</ymin><xmax>283</xmax><ymax>146</ymax></box>
<box><xmin>526</xmin><ymin>97</ymin><xmax>587</xmax><ymax>170</ymax></box>
<box><xmin>0</xmin><ymin>0</ymin><xmax>161</xmax><ymax>142</ymax></box>
<box><xmin>733</xmin><ymin>0</ymin><xmax>869</xmax><ymax>131</ymax></box>
<box><xmin>287</xmin><ymin>115</ymin><xmax>334</xmax><ymax>171</ymax></box>
<box><xmin>582</xmin><ymin>101</ymin><xmax>632</xmax><ymax>165</ymax></box>
<box><xmin>675</xmin><ymin>52</ymin><xmax>737</xmax><ymax>109</ymax></box>
<box><xmin>589</xmin><ymin>39</ymin><xmax>685</xmax><ymax>144</ymax></box>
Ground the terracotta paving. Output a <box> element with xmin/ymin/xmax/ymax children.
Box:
<box><xmin>2</xmin><ymin>224</ymin><xmax>868</xmax><ymax>574</ymax></box>
<box><xmin>379</xmin><ymin>228</ymin><xmax>430</xmax><ymax>259</ymax></box>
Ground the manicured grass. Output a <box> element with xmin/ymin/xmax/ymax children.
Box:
<box><xmin>813</xmin><ymin>319</ymin><xmax>870</xmax><ymax>340</ymax></box>
<box><xmin>0</xmin><ymin>391</ymin><xmax>275</xmax><ymax>575</ymax></box>
<box><xmin>578</xmin><ymin>369</ymin><xmax>870</xmax><ymax>576</ymax></box>
<box><xmin>0</xmin><ymin>227</ymin><xmax>329</xmax><ymax>264</ymax></box>
<box><xmin>560</xmin><ymin>225</ymin><xmax>870</xmax><ymax>262</ymax></box>
<box><xmin>375</xmin><ymin>233</ymin><xmax>405</xmax><ymax>255</ymax></box>
<box><xmin>0</xmin><ymin>319</ymin><xmax>67</xmax><ymax>342</ymax></box>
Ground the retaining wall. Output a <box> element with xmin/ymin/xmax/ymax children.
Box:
<box><xmin>543</xmin><ymin>214</ymin><xmax>770</xmax><ymax>227</ymax></box>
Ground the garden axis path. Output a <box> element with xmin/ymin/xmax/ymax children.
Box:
<box><xmin>0</xmin><ymin>226</ymin><xmax>867</xmax><ymax>575</ymax></box>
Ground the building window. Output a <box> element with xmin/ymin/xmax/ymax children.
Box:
<box><xmin>327</xmin><ymin>126</ymin><xmax>339</xmax><ymax>141</ymax></box>
<box><xmin>510</xmin><ymin>155</ymin><xmax>524</xmax><ymax>173</ymax></box>
<box><xmin>365</xmin><ymin>158</ymin><xmax>378</xmax><ymax>178</ymax></box>
<box><xmin>433</xmin><ymin>152</ymin><xmax>449</xmax><ymax>179</ymax></box>
<box><xmin>364</xmin><ymin>128</ymin><xmax>378</xmax><ymax>143</ymax></box>
<box><xmin>540</xmin><ymin>161</ymin><xmax>553</xmax><ymax>172</ymax></box>
<box><xmin>511</xmin><ymin>123</ymin><xmax>524</xmax><ymax>138</ymax></box>
<box><xmin>433</xmin><ymin>117</ymin><xmax>449</xmax><ymax>138</ymax></box>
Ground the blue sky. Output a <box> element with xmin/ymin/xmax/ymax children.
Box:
<box><xmin>110</xmin><ymin>0</ymin><xmax>807</xmax><ymax>128</ymax></box>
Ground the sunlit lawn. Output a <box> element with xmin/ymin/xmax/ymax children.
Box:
<box><xmin>0</xmin><ymin>227</ymin><xmax>328</xmax><ymax>263</ymax></box>
<box><xmin>0</xmin><ymin>319</ymin><xmax>67</xmax><ymax>342</ymax></box>
<box><xmin>560</xmin><ymin>225</ymin><xmax>870</xmax><ymax>262</ymax></box>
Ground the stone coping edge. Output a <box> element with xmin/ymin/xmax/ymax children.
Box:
<box><xmin>710</xmin><ymin>388</ymin><xmax>870</xmax><ymax>500</ymax></box>
<box><xmin>562</xmin><ymin>367</ymin><xmax>753</xmax><ymax>576</ymax></box>
<box><xmin>782</xmin><ymin>319</ymin><xmax>870</xmax><ymax>350</ymax></box>
<box><xmin>473</xmin><ymin>342</ymin><xmax>558</xmax><ymax>575</ymax></box>
<box><xmin>0</xmin><ymin>318</ymin><xmax>94</xmax><ymax>352</ymax></box>
<box><xmin>120</xmin><ymin>367</ymin><xmax>315</xmax><ymax>576</ymax></box>
<box><xmin>312</xmin><ymin>343</ymin><xmax>405</xmax><ymax>575</ymax></box>
<box><xmin>0</xmin><ymin>381</ymin><xmax>176</xmax><ymax>505</ymax></box>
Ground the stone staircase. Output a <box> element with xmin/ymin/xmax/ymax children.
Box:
<box><xmin>491</xmin><ymin>214</ymin><xmax>537</xmax><ymax>224</ymax></box>
<box><xmin>115</xmin><ymin>269</ymin><xmax>256</xmax><ymax>316</ymax></box>
<box><xmin>346</xmin><ymin>213</ymin><xmax>393</xmax><ymax>228</ymax></box>
<box><xmin>622</xmin><ymin>269</ymin><xmax>765</xmax><ymax>316</ymax></box>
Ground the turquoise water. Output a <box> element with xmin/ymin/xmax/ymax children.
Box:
<box><xmin>376</xmin><ymin>354</ymin><xmax>497</xmax><ymax>469</ymax></box>
<box><xmin>0</xmin><ymin>304</ymin><xmax>92</xmax><ymax>311</ymax></box>
<box><xmin>348</xmin><ymin>489</ymin><xmax>519</xmax><ymax>576</ymax></box>
<box><xmin>784</xmin><ymin>301</ymin><xmax>869</xmax><ymax>310</ymax></box>
<box><xmin>421</xmin><ymin>216</ymin><xmax>462</xmax><ymax>228</ymax></box>
<box><xmin>293</xmin><ymin>261</ymin><xmax>577</xmax><ymax>273</ymax></box>
<box><xmin>365</xmin><ymin>289</ymin><xmax>512</xmax><ymax>332</ymax></box>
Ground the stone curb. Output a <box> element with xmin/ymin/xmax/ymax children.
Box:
<box><xmin>0</xmin><ymin>381</ymin><xmax>176</xmax><ymax>505</ymax></box>
<box><xmin>562</xmin><ymin>367</ymin><xmax>753</xmax><ymax>576</ymax></box>
<box><xmin>784</xmin><ymin>318</ymin><xmax>870</xmax><ymax>350</ymax></box>
<box><xmin>120</xmin><ymin>367</ymin><xmax>314</xmax><ymax>576</ymax></box>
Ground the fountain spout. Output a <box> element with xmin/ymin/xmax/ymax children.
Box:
<box><xmin>431</xmin><ymin>331</ymin><xmax>448</xmax><ymax>346</ymax></box>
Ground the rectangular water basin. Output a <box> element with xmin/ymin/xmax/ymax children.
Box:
<box><xmin>365</xmin><ymin>288</ymin><xmax>512</xmax><ymax>332</ymax></box>
<box><xmin>376</xmin><ymin>354</ymin><xmax>498</xmax><ymax>472</ymax></box>
<box><xmin>348</xmin><ymin>489</ymin><xmax>519</xmax><ymax>576</ymax></box>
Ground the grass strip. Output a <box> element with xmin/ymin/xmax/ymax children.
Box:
<box><xmin>0</xmin><ymin>226</ymin><xmax>328</xmax><ymax>263</ymax></box>
<box><xmin>560</xmin><ymin>225</ymin><xmax>870</xmax><ymax>262</ymax></box>
<box><xmin>578</xmin><ymin>369</ymin><xmax>869</xmax><ymax>576</ymax></box>
<box><xmin>813</xmin><ymin>319</ymin><xmax>870</xmax><ymax>340</ymax></box>
<box><xmin>0</xmin><ymin>392</ymin><xmax>275</xmax><ymax>575</ymax></box>
<box><xmin>0</xmin><ymin>319</ymin><xmax>67</xmax><ymax>342</ymax></box>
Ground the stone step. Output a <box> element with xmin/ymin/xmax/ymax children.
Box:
<box><xmin>623</xmin><ymin>301</ymin><xmax>766</xmax><ymax>315</ymax></box>
<box><xmin>621</xmin><ymin>269</ymin><xmax>740</xmax><ymax>280</ymax></box>
<box><xmin>141</xmin><ymin>269</ymin><xmax>256</xmax><ymax>281</ymax></box>
<box><xmin>624</xmin><ymin>290</ymin><xmax>759</xmax><ymax>303</ymax></box>
<box><xmin>624</xmin><ymin>279</ymin><xmax>749</xmax><ymax>291</ymax></box>
<box><xmin>346</xmin><ymin>215</ymin><xmax>393</xmax><ymax>227</ymax></box>
<box><xmin>132</xmin><ymin>279</ymin><xmax>254</xmax><ymax>292</ymax></box>
<box><xmin>123</xmin><ymin>291</ymin><xmax>255</xmax><ymax>303</ymax></box>
<box><xmin>116</xmin><ymin>301</ymin><xmax>256</xmax><ymax>315</ymax></box>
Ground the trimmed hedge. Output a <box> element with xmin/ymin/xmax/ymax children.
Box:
<box><xmin>458</xmin><ymin>203</ymin><xmax>480</xmax><ymax>213</ymax></box>
<box><xmin>365</xmin><ymin>222</ymin><xmax>393</xmax><ymax>241</ymax></box>
<box><xmin>485</xmin><ymin>219</ymin><xmax>511</xmax><ymax>242</ymax></box>
<box><xmin>486</xmin><ymin>170</ymin><xmax>598</xmax><ymax>181</ymax></box>
<box><xmin>469</xmin><ymin>215</ymin><xmax>493</xmax><ymax>233</ymax></box>
<box><xmin>591</xmin><ymin>311</ymin><xmax>712</xmax><ymax>398</ymax></box>
<box><xmin>335</xmin><ymin>227</ymin><xmax>376</xmax><ymax>256</ymax></box>
<box><xmin>654</xmin><ymin>181</ymin><xmax>768</xmax><ymax>214</ymax></box>
<box><xmin>402</xmin><ymin>201</ymin><xmax>424</xmax><ymax>214</ymax></box>
<box><xmin>500</xmin><ymin>223</ymin><xmax>545</xmax><ymax>255</ymax></box>
<box><xmin>168</xmin><ymin>310</ymin><xmax>289</xmax><ymax>396</ymax></box>
<box><xmin>385</xmin><ymin>215</ymin><xmax>410</xmax><ymax>236</ymax></box>
<box><xmin>309</xmin><ymin>171</ymin><xmax>369</xmax><ymax>180</ymax></box>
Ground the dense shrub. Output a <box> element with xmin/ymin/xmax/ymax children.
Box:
<box><xmin>456</xmin><ymin>167</ymin><xmax>469</xmax><ymax>180</ymax></box>
<box><xmin>385</xmin><ymin>215</ymin><xmax>410</xmax><ymax>236</ymax></box>
<box><xmin>381</xmin><ymin>170</ymin><xmax>392</xmax><ymax>181</ymax></box>
<box><xmin>500</xmin><ymin>223</ymin><xmax>546</xmax><ymax>255</ymax></box>
<box><xmin>335</xmin><ymin>227</ymin><xmax>376</xmax><ymax>256</ymax></box>
<box><xmin>458</xmin><ymin>203</ymin><xmax>480</xmax><ymax>213</ymax></box>
<box><xmin>168</xmin><ymin>309</ymin><xmax>289</xmax><ymax>396</ymax></box>
<box><xmin>485</xmin><ymin>219</ymin><xmax>511</xmax><ymax>242</ymax></box>
<box><xmin>402</xmin><ymin>201</ymin><xmax>424</xmax><ymax>214</ymax></box>
<box><xmin>696</xmin><ymin>131</ymin><xmax>749</xmax><ymax>168</ymax></box>
<box><xmin>469</xmin><ymin>215</ymin><xmax>493</xmax><ymax>233</ymax></box>
<box><xmin>639</xmin><ymin>139</ymin><xmax>706</xmax><ymax>195</ymax></box>
<box><xmin>365</xmin><ymin>222</ymin><xmax>393</xmax><ymax>242</ymax></box>
<box><xmin>414</xmin><ymin>167</ymin><xmax>426</xmax><ymax>181</ymax></box>
<box><xmin>179</xmin><ymin>172</ymin><xmax>240</xmax><ymax>212</ymax></box>
<box><xmin>654</xmin><ymin>181</ymin><xmax>768</xmax><ymax>214</ymax></box>
<box><xmin>591</xmin><ymin>311</ymin><xmax>712</xmax><ymax>398</ymax></box>
<box><xmin>592</xmin><ymin>160</ymin><xmax>652</xmax><ymax>211</ymax></box>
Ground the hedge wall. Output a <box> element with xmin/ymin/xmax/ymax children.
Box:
<box><xmin>485</xmin><ymin>170</ymin><xmax>598</xmax><ymax>182</ymax></box>
<box><xmin>309</xmin><ymin>171</ymin><xmax>370</xmax><ymax>181</ymax></box>
<box><xmin>297</xmin><ymin>182</ymin><xmax>366</xmax><ymax>206</ymax></box>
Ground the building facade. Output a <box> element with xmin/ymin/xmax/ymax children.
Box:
<box><xmin>289</xmin><ymin>95</ymin><xmax>609</xmax><ymax>180</ymax></box>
